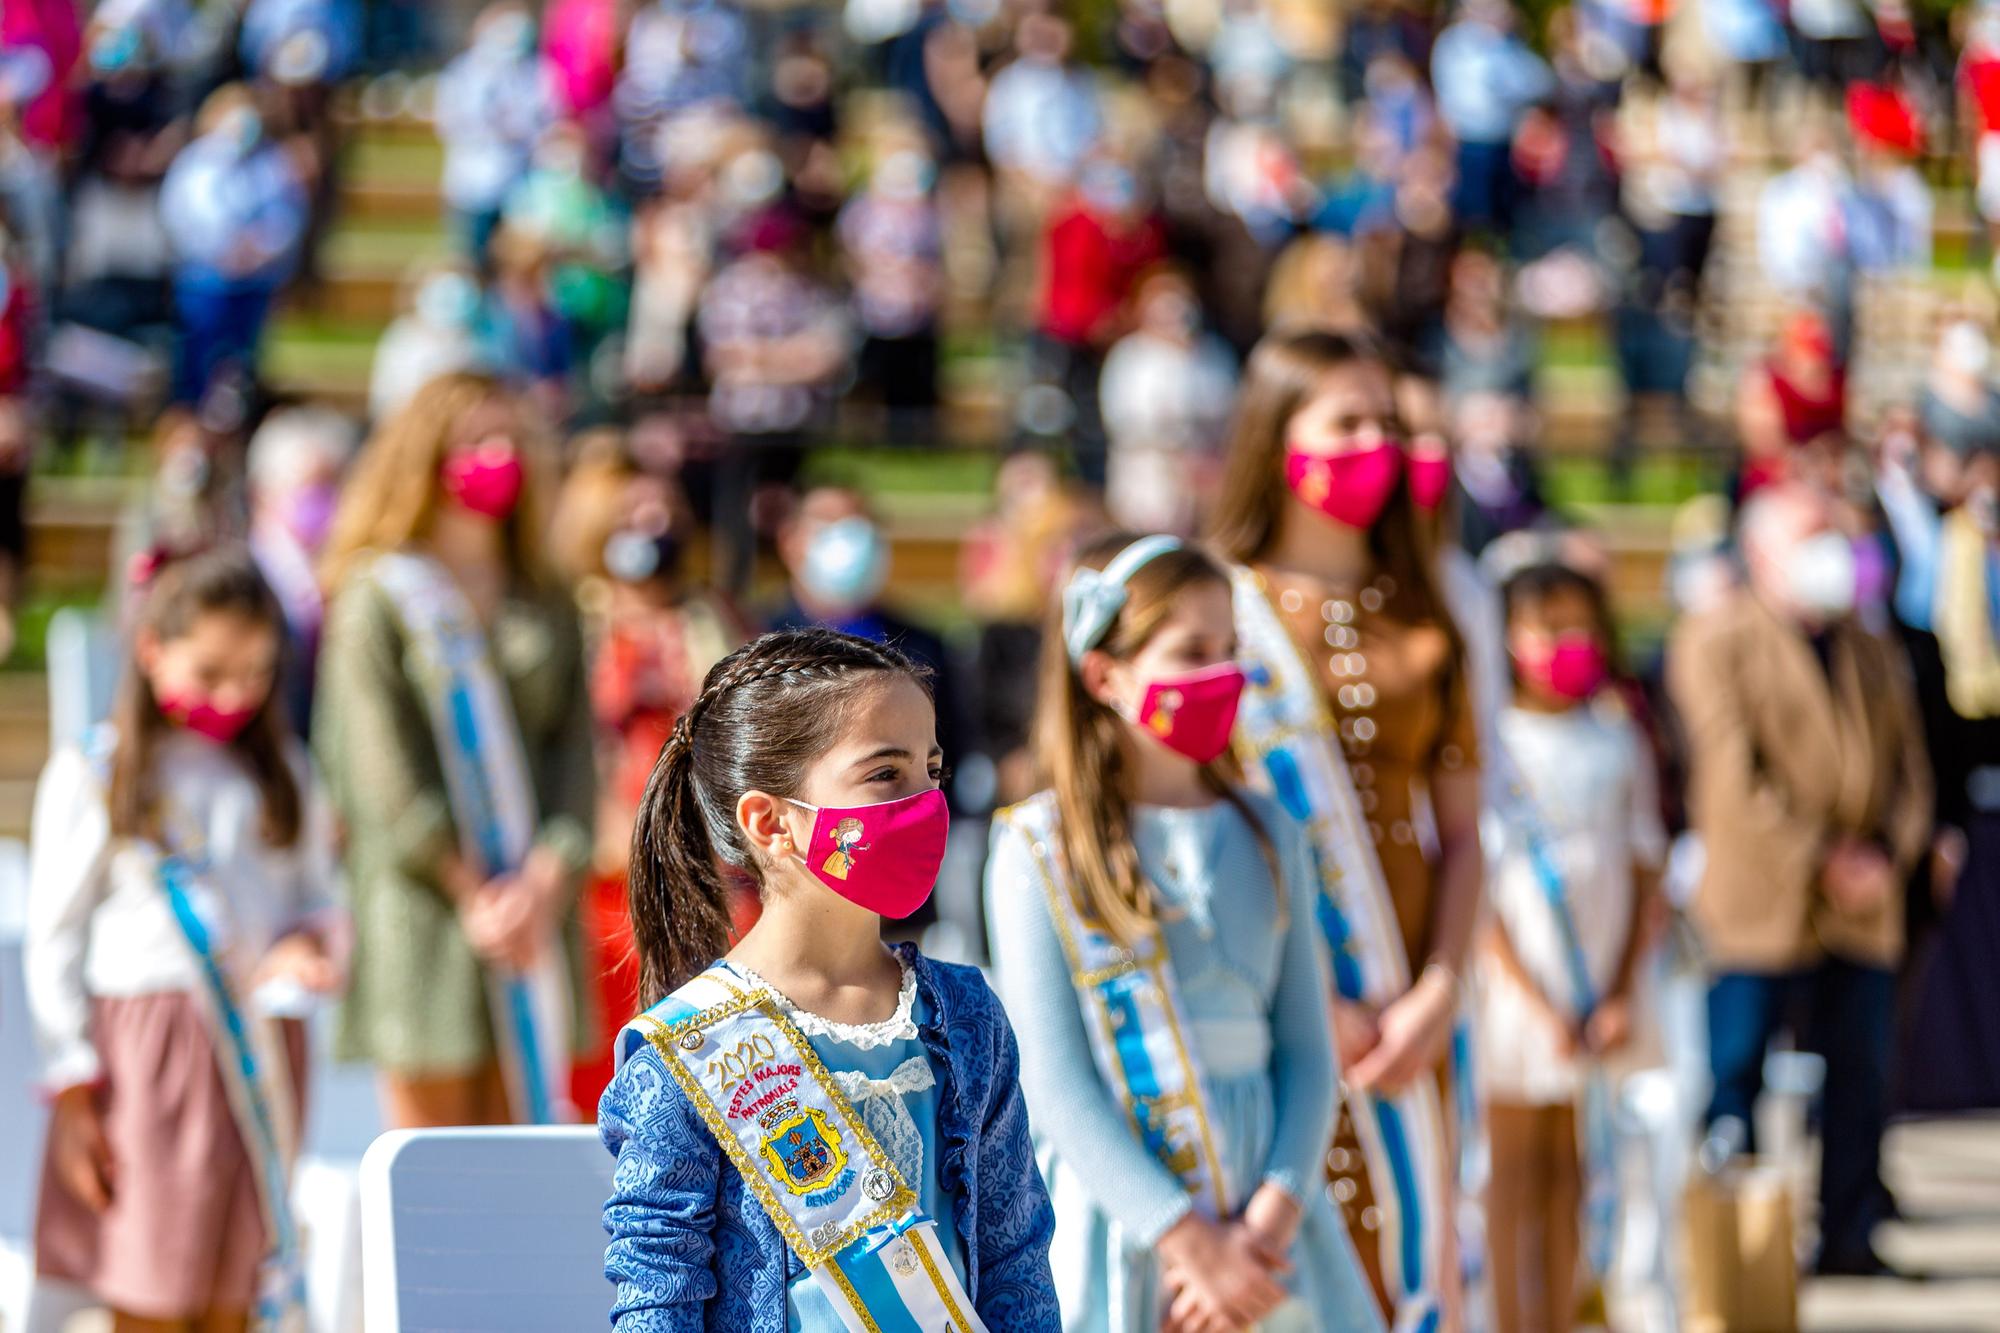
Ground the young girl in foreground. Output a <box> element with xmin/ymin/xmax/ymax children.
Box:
<box><xmin>1478</xmin><ymin>561</ymin><xmax>1663</xmax><ymax>1333</ymax></box>
<box><xmin>28</xmin><ymin>548</ymin><xmax>342</xmax><ymax>1331</ymax></box>
<box><xmin>986</xmin><ymin>534</ymin><xmax>1383</xmax><ymax>1333</ymax></box>
<box><xmin>599</xmin><ymin>627</ymin><xmax>1061</xmax><ymax>1331</ymax></box>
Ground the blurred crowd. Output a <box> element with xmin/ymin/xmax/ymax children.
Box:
<box><xmin>3</xmin><ymin>0</ymin><xmax>2000</xmax><ymax>1325</ymax></box>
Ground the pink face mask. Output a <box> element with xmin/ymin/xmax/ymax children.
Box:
<box><xmin>1133</xmin><ymin>662</ymin><xmax>1246</xmax><ymax>765</ymax></box>
<box><xmin>788</xmin><ymin>787</ymin><xmax>949</xmax><ymax>919</ymax></box>
<box><xmin>1514</xmin><ymin>631</ymin><xmax>1607</xmax><ymax>702</ymax></box>
<box><xmin>158</xmin><ymin>686</ymin><xmax>260</xmax><ymax>744</ymax></box>
<box><xmin>1406</xmin><ymin>447</ymin><xmax>1452</xmax><ymax>512</ymax></box>
<box><xmin>1284</xmin><ymin>440</ymin><xmax>1404</xmax><ymax>530</ymax></box>
<box><xmin>440</xmin><ymin>444</ymin><xmax>525</xmax><ymax>520</ymax></box>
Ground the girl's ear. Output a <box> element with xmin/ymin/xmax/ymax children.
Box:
<box><xmin>737</xmin><ymin>790</ymin><xmax>804</xmax><ymax>863</ymax></box>
<box><xmin>1077</xmin><ymin>648</ymin><xmax>1122</xmax><ymax>710</ymax></box>
<box><xmin>133</xmin><ymin>627</ymin><xmax>162</xmax><ymax>679</ymax></box>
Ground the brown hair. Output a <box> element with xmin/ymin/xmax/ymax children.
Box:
<box><xmin>109</xmin><ymin>547</ymin><xmax>302</xmax><ymax>847</ymax></box>
<box><xmin>629</xmin><ymin>628</ymin><xmax>932</xmax><ymax>1004</ymax></box>
<box><xmin>1033</xmin><ymin>534</ymin><xmax>1278</xmax><ymax>949</ymax></box>
<box><xmin>319</xmin><ymin>372</ymin><xmax>555</xmax><ymax>592</ymax></box>
<box><xmin>1207</xmin><ymin>326</ymin><xmax>1462</xmax><ymax>651</ymax></box>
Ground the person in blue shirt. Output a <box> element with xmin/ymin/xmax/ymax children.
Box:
<box><xmin>159</xmin><ymin>84</ymin><xmax>308</xmax><ymax>403</ymax></box>
<box><xmin>599</xmin><ymin>627</ymin><xmax>1060</xmax><ymax>1331</ymax></box>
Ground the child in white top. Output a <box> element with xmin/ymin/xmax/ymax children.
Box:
<box><xmin>1480</xmin><ymin>556</ymin><xmax>1664</xmax><ymax>1328</ymax></box>
<box><xmin>27</xmin><ymin>546</ymin><xmax>342</xmax><ymax>1329</ymax></box>
<box><xmin>1477</xmin><ymin>559</ymin><xmax>1665</xmax><ymax>1333</ymax></box>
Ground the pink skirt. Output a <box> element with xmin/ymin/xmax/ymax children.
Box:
<box><xmin>34</xmin><ymin>992</ymin><xmax>307</xmax><ymax>1320</ymax></box>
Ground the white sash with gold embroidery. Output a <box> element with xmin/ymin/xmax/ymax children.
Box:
<box><xmin>997</xmin><ymin>794</ymin><xmax>1234</xmax><ymax>1222</ymax></box>
<box><xmin>1230</xmin><ymin>566</ymin><xmax>1450</xmax><ymax>1333</ymax></box>
<box><xmin>617</xmin><ymin>967</ymin><xmax>989</xmax><ymax>1333</ymax></box>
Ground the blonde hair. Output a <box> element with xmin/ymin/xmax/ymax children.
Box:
<box><xmin>1033</xmin><ymin>534</ymin><xmax>1278</xmax><ymax>948</ymax></box>
<box><xmin>319</xmin><ymin>371</ymin><xmax>556</xmax><ymax>592</ymax></box>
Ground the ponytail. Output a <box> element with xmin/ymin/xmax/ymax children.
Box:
<box><xmin>627</xmin><ymin>628</ymin><xmax>930</xmax><ymax>1005</ymax></box>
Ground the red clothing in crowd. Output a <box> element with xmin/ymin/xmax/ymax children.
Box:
<box><xmin>1</xmin><ymin>0</ymin><xmax>82</xmax><ymax>150</ymax></box>
<box><xmin>1037</xmin><ymin>203</ymin><xmax>1166</xmax><ymax>347</ymax></box>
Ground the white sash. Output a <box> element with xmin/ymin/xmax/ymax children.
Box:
<box><xmin>618</xmin><ymin>967</ymin><xmax>990</xmax><ymax>1333</ymax></box>
<box><xmin>1229</xmin><ymin>566</ymin><xmax>1450</xmax><ymax>1333</ymax></box>
<box><xmin>82</xmin><ymin>727</ymin><xmax>305</xmax><ymax>1330</ymax></box>
<box><xmin>998</xmin><ymin>794</ymin><xmax>1234</xmax><ymax>1221</ymax></box>
<box><xmin>1489</xmin><ymin>752</ymin><xmax>1620</xmax><ymax>1288</ymax></box>
<box><xmin>369</xmin><ymin>551</ymin><xmax>572</xmax><ymax>1124</ymax></box>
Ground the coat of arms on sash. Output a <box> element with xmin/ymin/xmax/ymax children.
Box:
<box><xmin>759</xmin><ymin>1098</ymin><xmax>848</xmax><ymax>1195</ymax></box>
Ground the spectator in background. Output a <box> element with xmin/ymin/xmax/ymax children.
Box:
<box><xmin>1668</xmin><ymin>483</ymin><xmax>1931</xmax><ymax>1277</ymax></box>
<box><xmin>959</xmin><ymin>450</ymin><xmax>1094</xmax><ymax>810</ymax></box>
<box><xmin>1450</xmin><ymin>389</ymin><xmax>1547</xmax><ymax>556</ymax></box>
<box><xmin>837</xmin><ymin>144</ymin><xmax>944</xmax><ymax>442</ymax></box>
<box><xmin>62</xmin><ymin>14</ymin><xmax>183</xmax><ymax>341</ymax></box>
<box><xmin>982</xmin><ymin>11</ymin><xmax>1102</xmax><ymax>215</ymax></box>
<box><xmin>1430</xmin><ymin>0</ymin><xmax>1551</xmax><ymax>234</ymax></box>
<box><xmin>613</xmin><ymin>0</ymin><xmax>749</xmax><ymax>192</ymax></box>
<box><xmin>1843</xmin><ymin>81</ymin><xmax>1932</xmax><ymax>279</ymax></box>
<box><xmin>369</xmin><ymin>262</ymin><xmax>487</xmax><ymax>420</ymax></box>
<box><xmin>622</xmin><ymin>184</ymin><xmax>713</xmax><ymax>396</ymax></box>
<box><xmin>1739</xmin><ymin>308</ymin><xmax>1847</xmax><ymax>494</ymax></box>
<box><xmin>315</xmin><ymin>372</ymin><xmax>595</xmax><ymax>1129</ymax></box>
<box><xmin>1098</xmin><ymin>266</ymin><xmax>1238</xmax><ymax>534</ymax></box>
<box><xmin>246</xmin><ymin>405</ymin><xmax>357</xmax><ymax>735</ymax></box>
<box><xmin>1757</xmin><ymin>120</ymin><xmax>1853</xmax><ymax>304</ymax></box>
<box><xmin>772</xmin><ymin>484</ymin><xmax>961</xmax><ymax>788</ymax></box>
<box><xmin>695</xmin><ymin>206</ymin><xmax>851</xmax><ymax>590</ymax></box>
<box><xmin>548</xmin><ymin>437</ymin><xmax>744</xmax><ymax>1109</ymax></box>
<box><xmin>1030</xmin><ymin>158</ymin><xmax>1166</xmax><ymax>483</ymax></box>
<box><xmin>434</xmin><ymin>2</ymin><xmax>558</xmax><ymax>268</ymax></box>
<box><xmin>160</xmin><ymin>84</ymin><xmax>307</xmax><ymax>405</ymax></box>
<box><xmin>0</xmin><ymin>0</ymin><xmax>81</xmax><ymax>153</ymax></box>
<box><xmin>0</xmin><ymin>64</ymin><xmax>64</xmax><ymax>302</ymax></box>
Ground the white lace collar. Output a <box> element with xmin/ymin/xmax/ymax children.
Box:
<box><xmin>725</xmin><ymin>956</ymin><xmax>920</xmax><ymax>1050</ymax></box>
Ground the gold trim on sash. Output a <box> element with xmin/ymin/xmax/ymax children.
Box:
<box><xmin>1004</xmin><ymin>806</ymin><xmax>1231</xmax><ymax>1218</ymax></box>
<box><xmin>643</xmin><ymin>991</ymin><xmax>919</xmax><ymax>1268</ymax></box>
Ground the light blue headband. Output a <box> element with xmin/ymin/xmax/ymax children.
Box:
<box><xmin>1061</xmin><ymin>534</ymin><xmax>1183</xmax><ymax>664</ymax></box>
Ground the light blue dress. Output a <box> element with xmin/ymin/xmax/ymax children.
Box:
<box><xmin>710</xmin><ymin>959</ymin><xmax>971</xmax><ymax>1333</ymax></box>
<box><xmin>986</xmin><ymin>792</ymin><xmax>1384</xmax><ymax>1333</ymax></box>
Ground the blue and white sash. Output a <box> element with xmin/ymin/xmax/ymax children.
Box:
<box><xmin>998</xmin><ymin>794</ymin><xmax>1234</xmax><ymax>1222</ymax></box>
<box><xmin>1229</xmin><ymin>566</ymin><xmax>1450</xmax><ymax>1333</ymax></box>
<box><xmin>1490</xmin><ymin>755</ymin><xmax>1620</xmax><ymax>1288</ymax></box>
<box><xmin>160</xmin><ymin>853</ymin><xmax>306</xmax><ymax>1332</ymax></box>
<box><xmin>617</xmin><ymin>967</ymin><xmax>989</xmax><ymax>1333</ymax></box>
<box><xmin>369</xmin><ymin>551</ymin><xmax>571</xmax><ymax>1124</ymax></box>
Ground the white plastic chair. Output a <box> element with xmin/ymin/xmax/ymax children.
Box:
<box><xmin>359</xmin><ymin>1126</ymin><xmax>613</xmax><ymax>1333</ymax></box>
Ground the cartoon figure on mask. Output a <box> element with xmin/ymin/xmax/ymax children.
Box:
<box><xmin>1148</xmin><ymin>688</ymin><xmax>1184</xmax><ymax>737</ymax></box>
<box><xmin>821</xmin><ymin>817</ymin><xmax>869</xmax><ymax>880</ymax></box>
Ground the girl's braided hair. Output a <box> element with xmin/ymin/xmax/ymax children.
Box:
<box><xmin>630</xmin><ymin>627</ymin><xmax>930</xmax><ymax>1004</ymax></box>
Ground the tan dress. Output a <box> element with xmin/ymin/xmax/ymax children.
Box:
<box><xmin>1257</xmin><ymin>562</ymin><xmax>1481</xmax><ymax>1309</ymax></box>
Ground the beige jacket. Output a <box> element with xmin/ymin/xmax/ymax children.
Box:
<box><xmin>1667</xmin><ymin>592</ymin><xmax>1931</xmax><ymax>971</ymax></box>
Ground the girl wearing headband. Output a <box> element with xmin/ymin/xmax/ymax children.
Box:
<box><xmin>987</xmin><ymin>533</ymin><xmax>1382</xmax><ymax>1332</ymax></box>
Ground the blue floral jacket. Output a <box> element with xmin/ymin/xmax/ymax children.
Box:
<box><xmin>598</xmin><ymin>945</ymin><xmax>1062</xmax><ymax>1331</ymax></box>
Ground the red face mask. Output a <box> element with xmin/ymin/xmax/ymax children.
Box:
<box><xmin>1406</xmin><ymin>446</ymin><xmax>1452</xmax><ymax>512</ymax></box>
<box><xmin>1284</xmin><ymin>440</ymin><xmax>1404</xmax><ymax>530</ymax></box>
<box><xmin>440</xmin><ymin>444</ymin><xmax>525</xmax><ymax>520</ymax></box>
<box><xmin>158</xmin><ymin>686</ymin><xmax>260</xmax><ymax>744</ymax></box>
<box><xmin>1514</xmin><ymin>631</ymin><xmax>1607</xmax><ymax>702</ymax></box>
<box><xmin>788</xmin><ymin>788</ymin><xmax>950</xmax><ymax>919</ymax></box>
<box><xmin>1133</xmin><ymin>662</ymin><xmax>1246</xmax><ymax>765</ymax></box>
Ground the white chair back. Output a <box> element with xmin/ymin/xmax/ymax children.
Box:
<box><xmin>359</xmin><ymin>1126</ymin><xmax>612</xmax><ymax>1333</ymax></box>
